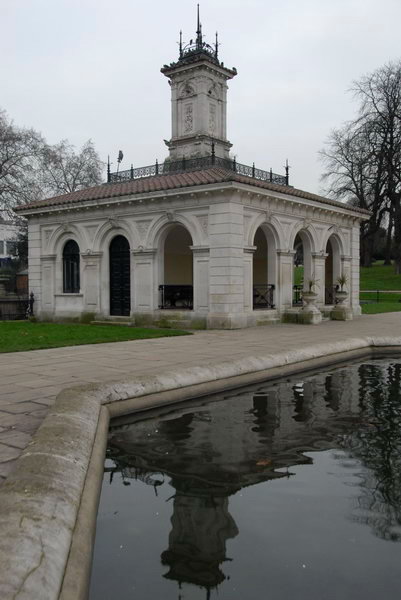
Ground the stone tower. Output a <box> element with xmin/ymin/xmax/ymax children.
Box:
<box><xmin>161</xmin><ymin>6</ymin><xmax>237</xmax><ymax>161</ymax></box>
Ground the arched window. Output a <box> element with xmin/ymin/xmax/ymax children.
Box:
<box><xmin>63</xmin><ymin>240</ymin><xmax>80</xmax><ymax>293</ymax></box>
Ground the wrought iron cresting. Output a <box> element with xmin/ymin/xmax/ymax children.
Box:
<box><xmin>108</xmin><ymin>154</ymin><xmax>289</xmax><ymax>187</ymax></box>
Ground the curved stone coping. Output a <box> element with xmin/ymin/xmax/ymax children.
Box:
<box><xmin>0</xmin><ymin>336</ymin><xmax>401</xmax><ymax>600</ymax></box>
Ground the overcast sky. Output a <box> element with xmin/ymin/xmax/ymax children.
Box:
<box><xmin>2</xmin><ymin>0</ymin><xmax>401</xmax><ymax>194</ymax></box>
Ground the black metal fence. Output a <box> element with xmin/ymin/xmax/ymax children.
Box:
<box><xmin>0</xmin><ymin>297</ymin><xmax>29</xmax><ymax>321</ymax></box>
<box><xmin>158</xmin><ymin>285</ymin><xmax>193</xmax><ymax>309</ymax></box>
<box><xmin>360</xmin><ymin>290</ymin><xmax>401</xmax><ymax>304</ymax></box>
<box><xmin>109</xmin><ymin>154</ymin><xmax>289</xmax><ymax>187</ymax></box>
<box><xmin>253</xmin><ymin>284</ymin><xmax>275</xmax><ymax>309</ymax></box>
<box><xmin>292</xmin><ymin>285</ymin><xmax>303</xmax><ymax>306</ymax></box>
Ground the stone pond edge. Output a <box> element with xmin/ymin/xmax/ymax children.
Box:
<box><xmin>1</xmin><ymin>336</ymin><xmax>401</xmax><ymax>600</ymax></box>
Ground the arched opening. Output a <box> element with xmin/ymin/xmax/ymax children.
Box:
<box><xmin>293</xmin><ymin>231</ymin><xmax>312</xmax><ymax>305</ymax></box>
<box><xmin>325</xmin><ymin>235</ymin><xmax>342</xmax><ymax>304</ymax></box>
<box><xmin>159</xmin><ymin>225</ymin><xmax>193</xmax><ymax>309</ymax></box>
<box><xmin>252</xmin><ymin>226</ymin><xmax>276</xmax><ymax>309</ymax></box>
<box><xmin>109</xmin><ymin>235</ymin><xmax>131</xmax><ymax>316</ymax></box>
<box><xmin>63</xmin><ymin>239</ymin><xmax>80</xmax><ymax>293</ymax></box>
<box><xmin>325</xmin><ymin>239</ymin><xmax>334</xmax><ymax>303</ymax></box>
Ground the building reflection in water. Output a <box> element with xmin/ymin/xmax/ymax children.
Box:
<box><xmin>105</xmin><ymin>360</ymin><xmax>401</xmax><ymax>597</ymax></box>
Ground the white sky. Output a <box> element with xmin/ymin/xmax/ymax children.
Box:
<box><xmin>1</xmin><ymin>0</ymin><xmax>401</xmax><ymax>194</ymax></box>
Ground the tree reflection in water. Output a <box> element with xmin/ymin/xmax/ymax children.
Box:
<box><xmin>104</xmin><ymin>359</ymin><xmax>401</xmax><ymax>597</ymax></box>
<box><xmin>339</xmin><ymin>362</ymin><xmax>401</xmax><ymax>541</ymax></box>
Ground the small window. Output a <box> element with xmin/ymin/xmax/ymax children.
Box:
<box><xmin>0</xmin><ymin>241</ymin><xmax>4</xmax><ymax>254</ymax></box>
<box><xmin>63</xmin><ymin>240</ymin><xmax>80</xmax><ymax>293</ymax></box>
<box><xmin>6</xmin><ymin>240</ymin><xmax>17</xmax><ymax>256</ymax></box>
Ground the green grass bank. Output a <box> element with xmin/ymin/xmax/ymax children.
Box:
<box><xmin>0</xmin><ymin>322</ymin><xmax>190</xmax><ymax>353</ymax></box>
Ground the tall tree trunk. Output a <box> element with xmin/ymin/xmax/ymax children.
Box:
<box><xmin>383</xmin><ymin>214</ymin><xmax>393</xmax><ymax>265</ymax></box>
<box><xmin>392</xmin><ymin>202</ymin><xmax>401</xmax><ymax>274</ymax></box>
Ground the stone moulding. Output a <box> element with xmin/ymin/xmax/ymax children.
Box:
<box><xmin>1</xmin><ymin>337</ymin><xmax>401</xmax><ymax>600</ymax></box>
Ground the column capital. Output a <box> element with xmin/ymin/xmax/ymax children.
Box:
<box><xmin>131</xmin><ymin>247</ymin><xmax>157</xmax><ymax>256</ymax></box>
<box><xmin>190</xmin><ymin>245</ymin><xmax>210</xmax><ymax>255</ymax></box>
<box><xmin>81</xmin><ymin>251</ymin><xmax>103</xmax><ymax>259</ymax></box>
<box><xmin>40</xmin><ymin>254</ymin><xmax>57</xmax><ymax>262</ymax></box>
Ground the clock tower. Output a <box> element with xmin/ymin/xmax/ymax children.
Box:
<box><xmin>161</xmin><ymin>6</ymin><xmax>237</xmax><ymax>161</ymax></box>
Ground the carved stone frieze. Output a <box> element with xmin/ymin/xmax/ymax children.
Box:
<box><xmin>197</xmin><ymin>215</ymin><xmax>209</xmax><ymax>236</ymax></box>
<box><xmin>136</xmin><ymin>220</ymin><xmax>152</xmax><ymax>240</ymax></box>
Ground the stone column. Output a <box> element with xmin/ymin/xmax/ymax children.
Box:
<box><xmin>311</xmin><ymin>252</ymin><xmax>327</xmax><ymax>306</ymax></box>
<box><xmin>207</xmin><ymin>200</ymin><xmax>247</xmax><ymax>329</ymax></box>
<box><xmin>40</xmin><ymin>254</ymin><xmax>56</xmax><ymax>318</ymax></box>
<box><xmin>131</xmin><ymin>248</ymin><xmax>157</xmax><ymax>313</ymax></box>
<box><xmin>277</xmin><ymin>250</ymin><xmax>295</xmax><ymax>311</ymax></box>
<box><xmin>331</xmin><ymin>254</ymin><xmax>353</xmax><ymax>320</ymax></box>
<box><xmin>243</xmin><ymin>247</ymin><xmax>255</xmax><ymax>313</ymax></box>
<box><xmin>81</xmin><ymin>251</ymin><xmax>102</xmax><ymax>315</ymax></box>
<box><xmin>191</xmin><ymin>246</ymin><xmax>209</xmax><ymax>313</ymax></box>
<box><xmin>350</xmin><ymin>222</ymin><xmax>362</xmax><ymax>316</ymax></box>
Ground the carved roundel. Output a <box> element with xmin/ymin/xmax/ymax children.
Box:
<box><xmin>179</xmin><ymin>82</ymin><xmax>195</xmax><ymax>98</ymax></box>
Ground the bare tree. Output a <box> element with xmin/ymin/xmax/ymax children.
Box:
<box><xmin>0</xmin><ymin>110</ymin><xmax>44</xmax><ymax>218</ymax></box>
<box><xmin>39</xmin><ymin>139</ymin><xmax>103</xmax><ymax>196</ymax></box>
<box><xmin>0</xmin><ymin>109</ymin><xmax>105</xmax><ymax>226</ymax></box>
<box><xmin>321</xmin><ymin>61</ymin><xmax>401</xmax><ymax>271</ymax></box>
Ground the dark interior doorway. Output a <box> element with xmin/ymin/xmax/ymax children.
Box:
<box><xmin>110</xmin><ymin>235</ymin><xmax>131</xmax><ymax>316</ymax></box>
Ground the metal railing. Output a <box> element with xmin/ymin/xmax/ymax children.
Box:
<box><xmin>0</xmin><ymin>297</ymin><xmax>30</xmax><ymax>320</ymax></box>
<box><xmin>108</xmin><ymin>154</ymin><xmax>289</xmax><ymax>187</ymax></box>
<box><xmin>292</xmin><ymin>285</ymin><xmax>303</xmax><ymax>306</ymax></box>
<box><xmin>360</xmin><ymin>290</ymin><xmax>401</xmax><ymax>304</ymax></box>
<box><xmin>253</xmin><ymin>284</ymin><xmax>275</xmax><ymax>309</ymax></box>
<box><xmin>158</xmin><ymin>285</ymin><xmax>193</xmax><ymax>310</ymax></box>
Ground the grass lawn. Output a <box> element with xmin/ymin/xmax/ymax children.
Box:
<box><xmin>293</xmin><ymin>261</ymin><xmax>401</xmax><ymax>313</ymax></box>
<box><xmin>361</xmin><ymin>302</ymin><xmax>401</xmax><ymax>314</ymax></box>
<box><xmin>360</xmin><ymin>261</ymin><xmax>401</xmax><ymax>313</ymax></box>
<box><xmin>0</xmin><ymin>321</ymin><xmax>190</xmax><ymax>353</ymax></box>
<box><xmin>360</xmin><ymin>261</ymin><xmax>401</xmax><ymax>290</ymax></box>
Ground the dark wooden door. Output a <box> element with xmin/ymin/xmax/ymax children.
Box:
<box><xmin>110</xmin><ymin>235</ymin><xmax>131</xmax><ymax>316</ymax></box>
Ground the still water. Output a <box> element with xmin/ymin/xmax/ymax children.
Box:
<box><xmin>90</xmin><ymin>360</ymin><xmax>401</xmax><ymax>600</ymax></box>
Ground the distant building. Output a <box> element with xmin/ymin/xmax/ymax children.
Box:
<box><xmin>0</xmin><ymin>215</ymin><xmax>19</xmax><ymax>268</ymax></box>
<box><xmin>16</xmin><ymin>9</ymin><xmax>369</xmax><ymax>328</ymax></box>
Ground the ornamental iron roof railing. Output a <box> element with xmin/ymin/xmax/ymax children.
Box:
<box><xmin>108</xmin><ymin>152</ymin><xmax>290</xmax><ymax>187</ymax></box>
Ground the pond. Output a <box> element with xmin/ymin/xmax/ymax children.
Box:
<box><xmin>90</xmin><ymin>359</ymin><xmax>401</xmax><ymax>600</ymax></box>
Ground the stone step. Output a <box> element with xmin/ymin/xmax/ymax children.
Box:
<box><xmin>164</xmin><ymin>320</ymin><xmax>193</xmax><ymax>329</ymax></box>
<box><xmin>90</xmin><ymin>320</ymin><xmax>135</xmax><ymax>327</ymax></box>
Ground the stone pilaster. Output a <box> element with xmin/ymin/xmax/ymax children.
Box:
<box><xmin>207</xmin><ymin>201</ymin><xmax>247</xmax><ymax>328</ymax></box>
<box><xmin>81</xmin><ymin>251</ymin><xmax>102</xmax><ymax>313</ymax></box>
<box><xmin>277</xmin><ymin>250</ymin><xmax>295</xmax><ymax>310</ymax></box>
<box><xmin>131</xmin><ymin>248</ymin><xmax>157</xmax><ymax>312</ymax></box>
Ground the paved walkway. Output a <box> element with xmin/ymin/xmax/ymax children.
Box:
<box><xmin>1</xmin><ymin>312</ymin><xmax>400</xmax><ymax>484</ymax></box>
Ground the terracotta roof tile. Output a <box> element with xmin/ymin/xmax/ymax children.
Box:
<box><xmin>15</xmin><ymin>167</ymin><xmax>370</xmax><ymax>216</ymax></box>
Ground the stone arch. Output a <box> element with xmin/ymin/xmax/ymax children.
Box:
<box><xmin>288</xmin><ymin>222</ymin><xmax>318</xmax><ymax>254</ymax></box>
<box><xmin>49</xmin><ymin>224</ymin><xmax>87</xmax><ymax>256</ymax></box>
<box><xmin>325</xmin><ymin>233</ymin><xmax>343</xmax><ymax>303</ymax></box>
<box><xmin>251</xmin><ymin>222</ymin><xmax>279</xmax><ymax>309</ymax></box>
<box><xmin>49</xmin><ymin>227</ymin><xmax>86</xmax><ymax>296</ymax></box>
<box><xmin>321</xmin><ymin>229</ymin><xmax>345</xmax><ymax>257</ymax></box>
<box><xmin>92</xmin><ymin>219</ymin><xmax>137</xmax><ymax>253</ymax></box>
<box><xmin>157</xmin><ymin>222</ymin><xmax>194</xmax><ymax>310</ymax></box>
<box><xmin>146</xmin><ymin>213</ymin><xmax>202</xmax><ymax>250</ymax></box>
<box><xmin>248</xmin><ymin>214</ymin><xmax>284</xmax><ymax>250</ymax></box>
<box><xmin>292</xmin><ymin>228</ymin><xmax>315</xmax><ymax>294</ymax></box>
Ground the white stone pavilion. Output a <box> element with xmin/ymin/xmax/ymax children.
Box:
<box><xmin>17</xmin><ymin>11</ymin><xmax>369</xmax><ymax>329</ymax></box>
